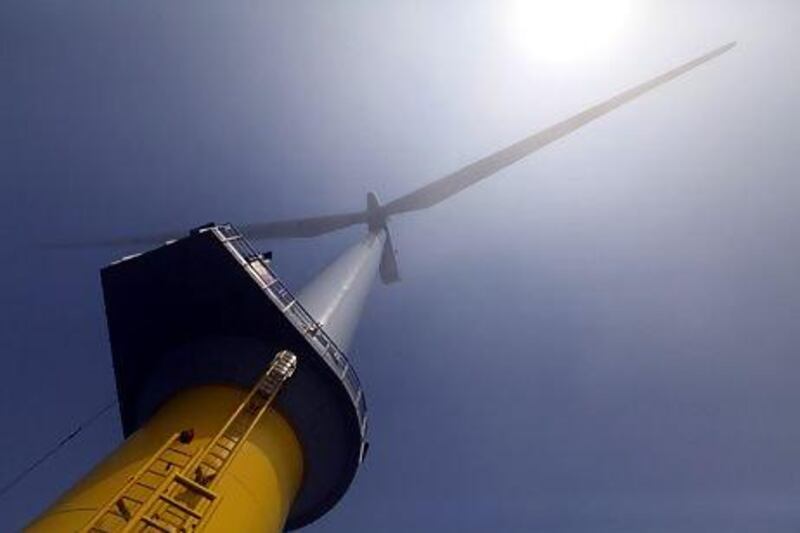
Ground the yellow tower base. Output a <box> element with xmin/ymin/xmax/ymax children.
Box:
<box><xmin>26</xmin><ymin>385</ymin><xmax>304</xmax><ymax>532</ymax></box>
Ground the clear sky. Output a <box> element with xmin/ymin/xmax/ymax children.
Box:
<box><xmin>2</xmin><ymin>1</ymin><xmax>800</xmax><ymax>531</ymax></box>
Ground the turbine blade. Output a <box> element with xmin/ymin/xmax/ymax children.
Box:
<box><xmin>384</xmin><ymin>42</ymin><xmax>736</xmax><ymax>216</ymax></box>
<box><xmin>239</xmin><ymin>210</ymin><xmax>368</xmax><ymax>239</ymax></box>
<box><xmin>379</xmin><ymin>229</ymin><xmax>400</xmax><ymax>284</ymax></box>
<box><xmin>46</xmin><ymin>230</ymin><xmax>186</xmax><ymax>249</ymax></box>
<box><xmin>50</xmin><ymin>211</ymin><xmax>368</xmax><ymax>248</ymax></box>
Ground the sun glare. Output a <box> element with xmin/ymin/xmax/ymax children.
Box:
<box><xmin>508</xmin><ymin>0</ymin><xmax>633</xmax><ymax>63</ymax></box>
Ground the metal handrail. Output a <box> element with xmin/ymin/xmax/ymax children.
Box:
<box><xmin>209</xmin><ymin>224</ymin><xmax>367</xmax><ymax>426</ymax></box>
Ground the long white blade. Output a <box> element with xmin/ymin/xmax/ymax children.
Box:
<box><xmin>384</xmin><ymin>42</ymin><xmax>736</xmax><ymax>216</ymax></box>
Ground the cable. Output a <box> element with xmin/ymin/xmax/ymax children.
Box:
<box><xmin>0</xmin><ymin>399</ymin><xmax>117</xmax><ymax>500</ymax></box>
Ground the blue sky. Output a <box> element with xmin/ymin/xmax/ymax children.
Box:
<box><xmin>2</xmin><ymin>1</ymin><xmax>800</xmax><ymax>531</ymax></box>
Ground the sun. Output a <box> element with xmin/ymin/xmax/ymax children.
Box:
<box><xmin>507</xmin><ymin>0</ymin><xmax>633</xmax><ymax>63</ymax></box>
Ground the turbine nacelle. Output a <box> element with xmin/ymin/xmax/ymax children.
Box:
<box><xmin>365</xmin><ymin>192</ymin><xmax>388</xmax><ymax>233</ymax></box>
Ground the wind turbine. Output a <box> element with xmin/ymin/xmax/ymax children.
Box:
<box><xmin>29</xmin><ymin>43</ymin><xmax>737</xmax><ymax>532</ymax></box>
<box><xmin>69</xmin><ymin>42</ymin><xmax>735</xmax><ymax>351</ymax></box>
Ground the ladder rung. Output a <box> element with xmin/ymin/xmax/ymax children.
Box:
<box><xmin>156</xmin><ymin>504</ymin><xmax>184</xmax><ymax>519</ymax></box>
<box><xmin>221</xmin><ymin>437</ymin><xmax>240</xmax><ymax>447</ymax></box>
<box><xmin>207</xmin><ymin>451</ymin><xmax>228</xmax><ymax>462</ymax></box>
<box><xmin>167</xmin><ymin>446</ymin><xmax>193</xmax><ymax>457</ymax></box>
<box><xmin>201</xmin><ymin>458</ymin><xmax>221</xmax><ymax>470</ymax></box>
<box><xmin>225</xmin><ymin>428</ymin><xmax>247</xmax><ymax>438</ymax></box>
<box><xmin>158</xmin><ymin>493</ymin><xmax>204</xmax><ymax>519</ymax></box>
<box><xmin>159</xmin><ymin>456</ymin><xmax>185</xmax><ymax>466</ymax></box>
<box><xmin>154</xmin><ymin>509</ymin><xmax>185</xmax><ymax>528</ymax></box>
<box><xmin>174</xmin><ymin>474</ymin><xmax>219</xmax><ymax>500</ymax></box>
<box><xmin>211</xmin><ymin>443</ymin><xmax>231</xmax><ymax>453</ymax></box>
<box><xmin>216</xmin><ymin>440</ymin><xmax>235</xmax><ymax>451</ymax></box>
<box><xmin>140</xmin><ymin>515</ymin><xmax>176</xmax><ymax>532</ymax></box>
<box><xmin>154</xmin><ymin>459</ymin><xmax>182</xmax><ymax>469</ymax></box>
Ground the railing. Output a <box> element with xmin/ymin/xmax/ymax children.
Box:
<box><xmin>207</xmin><ymin>224</ymin><xmax>368</xmax><ymax>441</ymax></box>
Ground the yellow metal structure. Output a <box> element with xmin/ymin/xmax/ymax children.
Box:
<box><xmin>27</xmin><ymin>352</ymin><xmax>304</xmax><ymax>533</ymax></box>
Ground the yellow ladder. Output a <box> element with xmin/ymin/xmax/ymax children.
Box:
<box><xmin>81</xmin><ymin>350</ymin><xmax>298</xmax><ymax>533</ymax></box>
